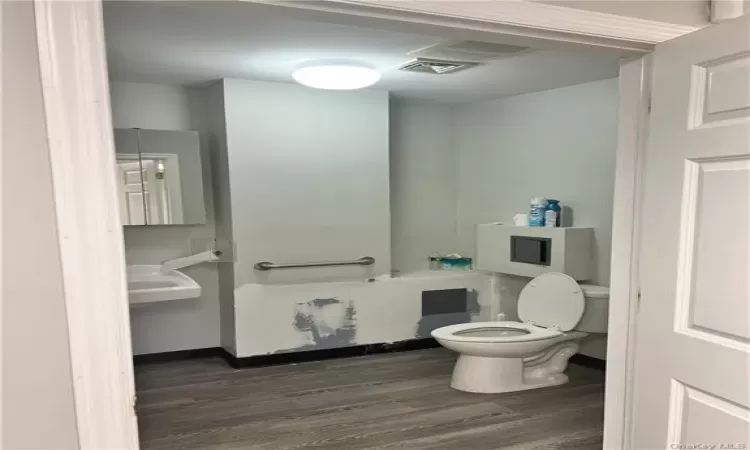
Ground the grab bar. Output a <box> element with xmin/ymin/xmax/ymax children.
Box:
<box><xmin>254</xmin><ymin>256</ymin><xmax>375</xmax><ymax>271</ymax></box>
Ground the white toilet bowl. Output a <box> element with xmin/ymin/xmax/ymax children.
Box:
<box><xmin>432</xmin><ymin>273</ymin><xmax>609</xmax><ymax>394</ymax></box>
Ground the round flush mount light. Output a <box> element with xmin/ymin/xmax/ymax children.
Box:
<box><xmin>292</xmin><ymin>62</ymin><xmax>381</xmax><ymax>90</ymax></box>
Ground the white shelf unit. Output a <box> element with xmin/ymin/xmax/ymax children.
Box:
<box><xmin>476</xmin><ymin>224</ymin><xmax>594</xmax><ymax>280</ymax></box>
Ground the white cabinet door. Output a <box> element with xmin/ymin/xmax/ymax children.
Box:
<box><xmin>632</xmin><ymin>15</ymin><xmax>750</xmax><ymax>449</ymax></box>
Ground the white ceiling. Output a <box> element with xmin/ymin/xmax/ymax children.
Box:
<box><xmin>103</xmin><ymin>1</ymin><xmax>622</xmax><ymax>103</ymax></box>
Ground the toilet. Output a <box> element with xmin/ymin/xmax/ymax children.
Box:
<box><xmin>432</xmin><ymin>272</ymin><xmax>609</xmax><ymax>394</ymax></box>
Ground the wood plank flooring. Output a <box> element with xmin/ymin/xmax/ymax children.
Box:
<box><xmin>135</xmin><ymin>348</ymin><xmax>605</xmax><ymax>450</ymax></box>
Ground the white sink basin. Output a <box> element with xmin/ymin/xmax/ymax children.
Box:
<box><xmin>127</xmin><ymin>265</ymin><xmax>201</xmax><ymax>305</ymax></box>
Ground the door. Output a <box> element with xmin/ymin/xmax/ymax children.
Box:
<box><xmin>631</xmin><ymin>14</ymin><xmax>750</xmax><ymax>449</ymax></box>
<box><xmin>116</xmin><ymin>160</ymin><xmax>147</xmax><ymax>225</ymax></box>
<box><xmin>115</xmin><ymin>158</ymin><xmax>170</xmax><ymax>225</ymax></box>
<box><xmin>138</xmin><ymin>158</ymin><xmax>169</xmax><ymax>225</ymax></box>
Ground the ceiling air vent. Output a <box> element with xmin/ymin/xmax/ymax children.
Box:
<box><xmin>398</xmin><ymin>58</ymin><xmax>478</xmax><ymax>75</ymax></box>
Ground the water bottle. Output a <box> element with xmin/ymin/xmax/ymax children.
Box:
<box><xmin>528</xmin><ymin>198</ymin><xmax>547</xmax><ymax>227</ymax></box>
<box><xmin>545</xmin><ymin>199</ymin><xmax>561</xmax><ymax>227</ymax></box>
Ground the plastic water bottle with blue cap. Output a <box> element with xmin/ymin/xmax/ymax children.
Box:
<box><xmin>528</xmin><ymin>198</ymin><xmax>547</xmax><ymax>227</ymax></box>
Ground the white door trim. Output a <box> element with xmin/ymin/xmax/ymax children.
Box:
<box><xmin>247</xmin><ymin>0</ymin><xmax>701</xmax><ymax>52</ymax></box>
<box><xmin>710</xmin><ymin>0</ymin><xmax>747</xmax><ymax>23</ymax></box>
<box><xmin>34</xmin><ymin>1</ymin><xmax>139</xmax><ymax>448</ymax></box>
<box><xmin>35</xmin><ymin>0</ymin><xmax>655</xmax><ymax>448</ymax></box>
<box><xmin>603</xmin><ymin>55</ymin><xmax>652</xmax><ymax>450</ymax></box>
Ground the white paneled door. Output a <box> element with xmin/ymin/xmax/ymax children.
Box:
<box><xmin>632</xmin><ymin>15</ymin><xmax>750</xmax><ymax>449</ymax></box>
<box><xmin>116</xmin><ymin>160</ymin><xmax>147</xmax><ymax>226</ymax></box>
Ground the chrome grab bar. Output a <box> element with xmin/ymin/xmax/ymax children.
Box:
<box><xmin>254</xmin><ymin>256</ymin><xmax>375</xmax><ymax>271</ymax></box>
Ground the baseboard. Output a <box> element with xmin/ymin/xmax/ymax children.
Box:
<box><xmin>133</xmin><ymin>347</ymin><xmax>224</xmax><ymax>365</ymax></box>
<box><xmin>133</xmin><ymin>339</ymin><xmax>443</xmax><ymax>368</ymax></box>
<box><xmin>135</xmin><ymin>343</ymin><xmax>607</xmax><ymax>372</ymax></box>
<box><xmin>226</xmin><ymin>338</ymin><xmax>442</xmax><ymax>369</ymax></box>
<box><xmin>570</xmin><ymin>353</ymin><xmax>606</xmax><ymax>371</ymax></box>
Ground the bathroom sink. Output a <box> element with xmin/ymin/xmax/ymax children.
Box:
<box><xmin>127</xmin><ymin>265</ymin><xmax>201</xmax><ymax>305</ymax></box>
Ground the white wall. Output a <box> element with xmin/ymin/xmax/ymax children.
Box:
<box><xmin>454</xmin><ymin>78</ymin><xmax>619</xmax><ymax>358</ymax></box>
<box><xmin>204</xmin><ymin>82</ymin><xmax>237</xmax><ymax>353</ymax></box>
<box><xmin>534</xmin><ymin>0</ymin><xmax>711</xmax><ymax>27</ymax></box>
<box><xmin>213</xmin><ymin>79</ymin><xmax>501</xmax><ymax>357</ymax></box>
<box><xmin>221</xmin><ymin>78</ymin><xmax>392</xmax><ymax>287</ymax></box>
<box><xmin>455</xmin><ymin>78</ymin><xmax>618</xmax><ymax>284</ymax></box>
<box><xmin>390</xmin><ymin>100</ymin><xmax>458</xmax><ymax>275</ymax></box>
<box><xmin>112</xmin><ymin>79</ymin><xmax>617</xmax><ymax>360</ymax></box>
<box><xmin>109</xmin><ymin>81</ymin><xmax>220</xmax><ymax>355</ymax></box>
<box><xmin>110</xmin><ymin>81</ymin><xmax>193</xmax><ymax>130</ymax></box>
<box><xmin>233</xmin><ymin>272</ymin><xmax>494</xmax><ymax>357</ymax></box>
<box><xmin>2</xmin><ymin>2</ymin><xmax>80</xmax><ymax>447</ymax></box>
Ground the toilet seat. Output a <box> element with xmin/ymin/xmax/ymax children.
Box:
<box><xmin>517</xmin><ymin>272</ymin><xmax>585</xmax><ymax>331</ymax></box>
<box><xmin>431</xmin><ymin>321</ymin><xmax>563</xmax><ymax>343</ymax></box>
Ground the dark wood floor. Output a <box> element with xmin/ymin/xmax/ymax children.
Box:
<box><xmin>135</xmin><ymin>348</ymin><xmax>605</xmax><ymax>450</ymax></box>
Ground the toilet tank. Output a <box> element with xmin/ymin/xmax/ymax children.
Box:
<box><xmin>575</xmin><ymin>284</ymin><xmax>609</xmax><ymax>333</ymax></box>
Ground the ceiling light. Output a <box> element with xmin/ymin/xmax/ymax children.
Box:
<box><xmin>292</xmin><ymin>62</ymin><xmax>381</xmax><ymax>90</ymax></box>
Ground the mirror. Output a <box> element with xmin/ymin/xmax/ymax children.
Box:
<box><xmin>114</xmin><ymin>128</ymin><xmax>207</xmax><ymax>225</ymax></box>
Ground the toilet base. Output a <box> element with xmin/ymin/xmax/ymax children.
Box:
<box><xmin>449</xmin><ymin>342</ymin><xmax>578</xmax><ymax>394</ymax></box>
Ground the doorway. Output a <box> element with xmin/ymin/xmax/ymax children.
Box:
<box><xmin>23</xmin><ymin>1</ymin><xmax>747</xmax><ymax>449</ymax></box>
<box><xmin>102</xmin><ymin>1</ymin><xmax>626</xmax><ymax>448</ymax></box>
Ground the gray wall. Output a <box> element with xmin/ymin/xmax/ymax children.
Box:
<box><xmin>454</xmin><ymin>78</ymin><xmax>618</xmax><ymax>285</ymax></box>
<box><xmin>390</xmin><ymin>99</ymin><xmax>458</xmax><ymax>275</ymax></box>
<box><xmin>221</xmin><ymin>78</ymin><xmax>392</xmax><ymax>287</ymax></box>
<box><xmin>390</xmin><ymin>80</ymin><xmax>618</xmax><ymax>359</ymax></box>
<box><xmin>454</xmin><ymin>78</ymin><xmax>619</xmax><ymax>358</ymax></box>
<box><xmin>204</xmin><ymin>81</ymin><xmax>236</xmax><ymax>353</ymax></box>
<box><xmin>2</xmin><ymin>2</ymin><xmax>80</xmax><ymax>447</ymax></box>
<box><xmin>110</xmin><ymin>78</ymin><xmax>617</xmax><ymax>359</ymax></box>
<box><xmin>109</xmin><ymin>81</ymin><xmax>220</xmax><ymax>355</ymax></box>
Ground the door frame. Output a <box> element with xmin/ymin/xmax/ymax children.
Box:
<box><xmin>33</xmin><ymin>1</ymin><xmax>139</xmax><ymax>448</ymax></box>
<box><xmin>34</xmin><ymin>0</ymin><xmax>657</xmax><ymax>448</ymax></box>
<box><xmin>604</xmin><ymin>55</ymin><xmax>652</xmax><ymax>450</ymax></box>
<box><xmin>247</xmin><ymin>0</ymin><xmax>699</xmax><ymax>52</ymax></box>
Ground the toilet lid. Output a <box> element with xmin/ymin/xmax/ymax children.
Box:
<box><xmin>517</xmin><ymin>272</ymin><xmax>584</xmax><ymax>331</ymax></box>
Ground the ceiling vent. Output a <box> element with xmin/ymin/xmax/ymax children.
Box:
<box><xmin>408</xmin><ymin>40</ymin><xmax>529</xmax><ymax>64</ymax></box>
<box><xmin>398</xmin><ymin>58</ymin><xmax>478</xmax><ymax>75</ymax></box>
